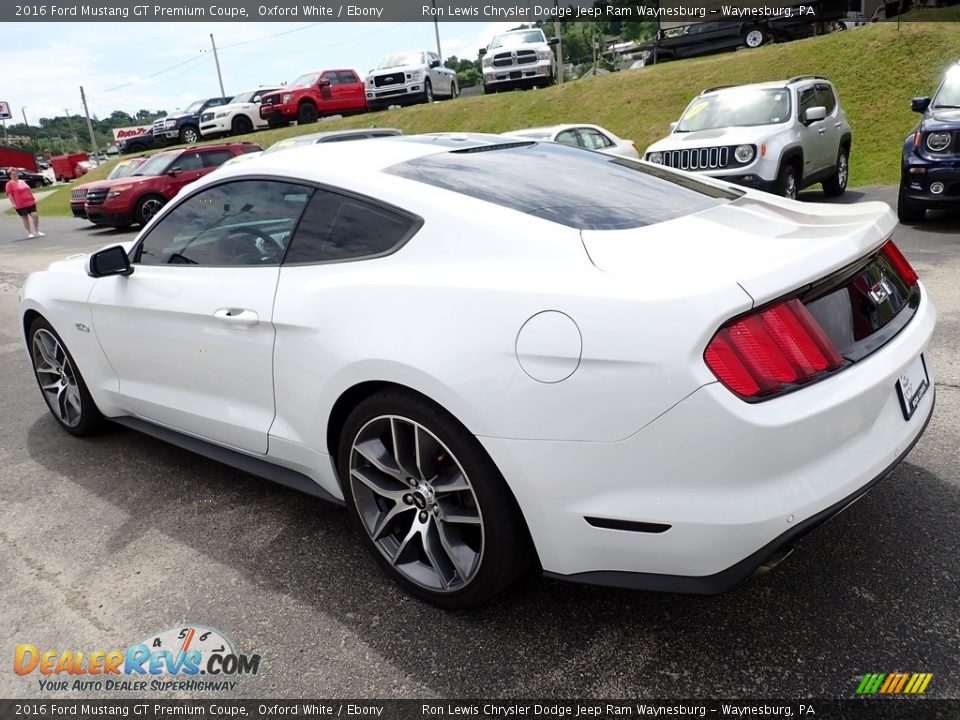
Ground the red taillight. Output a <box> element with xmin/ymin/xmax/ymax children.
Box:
<box><xmin>705</xmin><ymin>298</ymin><xmax>844</xmax><ymax>399</ymax></box>
<box><xmin>881</xmin><ymin>239</ymin><xmax>919</xmax><ymax>286</ymax></box>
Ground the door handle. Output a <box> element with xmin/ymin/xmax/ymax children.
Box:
<box><xmin>817</xmin><ymin>128</ymin><xmax>826</xmax><ymax>135</ymax></box>
<box><xmin>214</xmin><ymin>308</ymin><xmax>259</xmax><ymax>326</ymax></box>
<box><xmin>834</xmin><ymin>122</ymin><xmax>842</xmax><ymax>128</ymax></box>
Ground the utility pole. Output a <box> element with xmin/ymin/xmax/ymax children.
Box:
<box><xmin>64</xmin><ymin>109</ymin><xmax>80</xmax><ymax>152</ymax></box>
<box><xmin>554</xmin><ymin>1</ymin><xmax>563</xmax><ymax>84</ymax></box>
<box><xmin>430</xmin><ymin>1</ymin><xmax>442</xmax><ymax>58</ymax></box>
<box><xmin>210</xmin><ymin>34</ymin><xmax>226</xmax><ymax>97</ymax></box>
<box><xmin>22</xmin><ymin>106</ymin><xmax>35</xmax><ymax>151</ymax></box>
<box><xmin>80</xmin><ymin>86</ymin><xmax>99</xmax><ymax>158</ymax></box>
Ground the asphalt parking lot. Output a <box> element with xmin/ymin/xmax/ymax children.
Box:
<box><xmin>1</xmin><ymin>187</ymin><xmax>958</xmax><ymax>699</ymax></box>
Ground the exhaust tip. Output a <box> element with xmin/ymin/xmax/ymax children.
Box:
<box><xmin>753</xmin><ymin>545</ymin><xmax>795</xmax><ymax>577</ymax></box>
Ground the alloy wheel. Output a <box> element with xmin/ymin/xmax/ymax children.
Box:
<box><xmin>139</xmin><ymin>197</ymin><xmax>163</xmax><ymax>224</ymax></box>
<box><xmin>745</xmin><ymin>30</ymin><xmax>765</xmax><ymax>48</ymax></box>
<box><xmin>32</xmin><ymin>329</ymin><xmax>83</xmax><ymax>428</ymax></box>
<box><xmin>349</xmin><ymin>415</ymin><xmax>484</xmax><ymax>593</ymax></box>
<box><xmin>837</xmin><ymin>153</ymin><xmax>848</xmax><ymax>190</ymax></box>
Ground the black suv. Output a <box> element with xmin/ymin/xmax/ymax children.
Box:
<box><xmin>152</xmin><ymin>97</ymin><xmax>231</xmax><ymax>145</ymax></box>
<box><xmin>899</xmin><ymin>62</ymin><xmax>960</xmax><ymax>223</ymax></box>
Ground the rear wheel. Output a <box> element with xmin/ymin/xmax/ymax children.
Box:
<box><xmin>822</xmin><ymin>147</ymin><xmax>849</xmax><ymax>197</ymax></box>
<box><xmin>297</xmin><ymin>102</ymin><xmax>318</xmax><ymax>124</ymax></box>
<box><xmin>28</xmin><ymin>317</ymin><xmax>103</xmax><ymax>437</ymax></box>
<box><xmin>897</xmin><ymin>185</ymin><xmax>926</xmax><ymax>223</ymax></box>
<box><xmin>338</xmin><ymin>389</ymin><xmax>534</xmax><ymax>609</ymax></box>
<box><xmin>744</xmin><ymin>28</ymin><xmax>767</xmax><ymax>48</ymax></box>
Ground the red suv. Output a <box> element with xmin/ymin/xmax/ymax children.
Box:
<box><xmin>259</xmin><ymin>69</ymin><xmax>367</xmax><ymax>127</ymax></box>
<box><xmin>84</xmin><ymin>142</ymin><xmax>261</xmax><ymax>228</ymax></box>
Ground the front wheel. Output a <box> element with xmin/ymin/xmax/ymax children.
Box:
<box><xmin>744</xmin><ymin>28</ymin><xmax>767</xmax><ymax>48</ymax></box>
<box><xmin>29</xmin><ymin>317</ymin><xmax>103</xmax><ymax>437</ymax></box>
<box><xmin>179</xmin><ymin>125</ymin><xmax>199</xmax><ymax>144</ymax></box>
<box><xmin>776</xmin><ymin>162</ymin><xmax>799</xmax><ymax>200</ymax></box>
<box><xmin>232</xmin><ymin>115</ymin><xmax>254</xmax><ymax>135</ymax></box>
<box><xmin>448</xmin><ymin>80</ymin><xmax>459</xmax><ymax>100</ymax></box>
<box><xmin>338</xmin><ymin>389</ymin><xmax>534</xmax><ymax>609</ymax></box>
<box><xmin>822</xmin><ymin>148</ymin><xmax>849</xmax><ymax>197</ymax></box>
<box><xmin>297</xmin><ymin>103</ymin><xmax>318</xmax><ymax>124</ymax></box>
<box><xmin>135</xmin><ymin>195</ymin><xmax>166</xmax><ymax>226</ymax></box>
<box><xmin>423</xmin><ymin>79</ymin><xmax>434</xmax><ymax>104</ymax></box>
<box><xmin>897</xmin><ymin>185</ymin><xmax>926</xmax><ymax>223</ymax></box>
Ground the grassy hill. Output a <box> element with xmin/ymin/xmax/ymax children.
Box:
<box><xmin>29</xmin><ymin>21</ymin><xmax>960</xmax><ymax>217</ymax></box>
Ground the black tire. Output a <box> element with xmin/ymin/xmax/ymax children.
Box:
<box><xmin>483</xmin><ymin>83</ymin><xmax>496</xmax><ymax>95</ymax></box>
<box><xmin>822</xmin><ymin>146</ymin><xmax>849</xmax><ymax>197</ymax></box>
<box><xmin>776</xmin><ymin>161</ymin><xmax>800</xmax><ymax>200</ymax></box>
<box><xmin>178</xmin><ymin>125</ymin><xmax>200</xmax><ymax>144</ymax></box>
<box><xmin>231</xmin><ymin>115</ymin><xmax>254</xmax><ymax>135</ymax></box>
<box><xmin>423</xmin><ymin>79</ymin><xmax>434</xmax><ymax>104</ymax></box>
<box><xmin>135</xmin><ymin>194</ymin><xmax>166</xmax><ymax>226</ymax></box>
<box><xmin>448</xmin><ymin>80</ymin><xmax>459</xmax><ymax>100</ymax></box>
<box><xmin>897</xmin><ymin>185</ymin><xmax>926</xmax><ymax>223</ymax></box>
<box><xmin>337</xmin><ymin>388</ymin><xmax>535</xmax><ymax>609</ymax></box>
<box><xmin>297</xmin><ymin>102</ymin><xmax>318</xmax><ymax>124</ymax></box>
<box><xmin>28</xmin><ymin>316</ymin><xmax>103</xmax><ymax>437</ymax></box>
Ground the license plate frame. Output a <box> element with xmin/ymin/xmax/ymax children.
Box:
<box><xmin>896</xmin><ymin>354</ymin><xmax>930</xmax><ymax>421</ymax></box>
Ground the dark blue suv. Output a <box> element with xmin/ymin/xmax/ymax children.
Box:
<box><xmin>899</xmin><ymin>62</ymin><xmax>960</xmax><ymax>223</ymax></box>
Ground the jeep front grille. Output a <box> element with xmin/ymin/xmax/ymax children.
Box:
<box><xmin>660</xmin><ymin>147</ymin><xmax>730</xmax><ymax>171</ymax></box>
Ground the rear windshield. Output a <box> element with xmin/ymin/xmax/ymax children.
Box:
<box><xmin>385</xmin><ymin>142</ymin><xmax>739</xmax><ymax>230</ymax></box>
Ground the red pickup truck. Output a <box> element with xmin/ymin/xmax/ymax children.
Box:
<box><xmin>84</xmin><ymin>142</ymin><xmax>260</xmax><ymax>228</ymax></box>
<box><xmin>259</xmin><ymin>69</ymin><xmax>367</xmax><ymax>127</ymax></box>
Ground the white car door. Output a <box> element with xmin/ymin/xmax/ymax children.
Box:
<box><xmin>87</xmin><ymin>179</ymin><xmax>313</xmax><ymax>454</ymax></box>
<box><xmin>427</xmin><ymin>52</ymin><xmax>449</xmax><ymax>95</ymax></box>
<box><xmin>796</xmin><ymin>85</ymin><xmax>832</xmax><ymax>176</ymax></box>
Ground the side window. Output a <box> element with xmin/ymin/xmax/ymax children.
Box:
<box><xmin>554</xmin><ymin>129</ymin><xmax>579</xmax><ymax>148</ymax></box>
<box><xmin>199</xmin><ymin>149</ymin><xmax>236</xmax><ymax>168</ymax></box>
<box><xmin>579</xmin><ymin>128</ymin><xmax>613</xmax><ymax>150</ymax></box>
<box><xmin>285</xmin><ymin>189</ymin><xmax>417</xmax><ymax>263</ymax></box>
<box><xmin>169</xmin><ymin>152</ymin><xmax>202</xmax><ymax>172</ymax></box>
<box><xmin>337</xmin><ymin>70</ymin><xmax>359</xmax><ymax>85</ymax></box>
<box><xmin>321</xmin><ymin>72</ymin><xmax>339</xmax><ymax>86</ymax></box>
<box><xmin>798</xmin><ymin>87</ymin><xmax>818</xmax><ymax>120</ymax></box>
<box><xmin>136</xmin><ymin>180</ymin><xmax>312</xmax><ymax>267</ymax></box>
<box><xmin>815</xmin><ymin>84</ymin><xmax>837</xmax><ymax>114</ymax></box>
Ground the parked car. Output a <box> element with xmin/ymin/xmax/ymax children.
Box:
<box><xmin>479</xmin><ymin>28</ymin><xmax>559</xmax><ymax>93</ymax></box>
<box><xmin>262</xmin><ymin>128</ymin><xmax>402</xmax><ymax>155</ymax></box>
<box><xmin>118</xmin><ymin>132</ymin><xmax>161</xmax><ymax>155</ymax></box>
<box><xmin>259</xmin><ymin>70</ymin><xmax>367</xmax><ymax>127</ymax></box>
<box><xmin>503</xmin><ymin>124</ymin><xmax>639</xmax><ymax>159</ymax></box>
<box><xmin>898</xmin><ymin>62</ymin><xmax>960</xmax><ymax>223</ymax></box>
<box><xmin>365</xmin><ymin>51</ymin><xmax>458</xmax><ymax>108</ymax></box>
<box><xmin>644</xmin><ymin>21</ymin><xmax>771</xmax><ymax>63</ymax></box>
<box><xmin>83</xmin><ymin>142</ymin><xmax>260</xmax><ymax>228</ymax></box>
<box><xmin>70</xmin><ymin>156</ymin><xmax>148</xmax><ymax>219</ymax></box>
<box><xmin>645</xmin><ymin>76</ymin><xmax>852</xmax><ymax>199</ymax></box>
<box><xmin>199</xmin><ymin>87</ymin><xmax>283</xmax><ymax>138</ymax></box>
<box><xmin>21</xmin><ymin>135</ymin><xmax>934</xmax><ymax>608</ymax></box>
<box><xmin>152</xmin><ymin>97</ymin><xmax>233</xmax><ymax>145</ymax></box>
<box><xmin>0</xmin><ymin>167</ymin><xmax>52</xmax><ymax>188</ymax></box>
<box><xmin>50</xmin><ymin>152</ymin><xmax>90</xmax><ymax>182</ymax></box>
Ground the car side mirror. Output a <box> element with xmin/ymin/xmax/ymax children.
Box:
<box><xmin>478</xmin><ymin>48</ymin><xmax>487</xmax><ymax>57</ymax></box>
<box><xmin>804</xmin><ymin>106</ymin><xmax>827</xmax><ymax>123</ymax></box>
<box><xmin>548</xmin><ymin>37</ymin><xmax>560</xmax><ymax>46</ymax></box>
<box><xmin>167</xmin><ymin>169</ymin><xmax>181</xmax><ymax>176</ymax></box>
<box><xmin>429</xmin><ymin>58</ymin><xmax>441</xmax><ymax>68</ymax></box>
<box><xmin>911</xmin><ymin>96</ymin><xmax>931</xmax><ymax>113</ymax></box>
<box><xmin>319</xmin><ymin>78</ymin><xmax>332</xmax><ymax>88</ymax></box>
<box><xmin>87</xmin><ymin>246</ymin><xmax>133</xmax><ymax>278</ymax></box>
<box><xmin>669</xmin><ymin>121</ymin><xmax>679</xmax><ymax>132</ymax></box>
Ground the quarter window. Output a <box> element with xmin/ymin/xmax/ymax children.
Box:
<box><xmin>284</xmin><ymin>190</ymin><xmax>417</xmax><ymax>263</ymax></box>
<box><xmin>136</xmin><ymin>180</ymin><xmax>312</xmax><ymax>267</ymax></box>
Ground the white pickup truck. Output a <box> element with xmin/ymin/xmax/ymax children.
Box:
<box><xmin>479</xmin><ymin>28</ymin><xmax>559</xmax><ymax>94</ymax></box>
<box><xmin>365</xmin><ymin>50</ymin><xmax>458</xmax><ymax>108</ymax></box>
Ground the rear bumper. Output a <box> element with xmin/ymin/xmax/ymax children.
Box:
<box><xmin>481</xmin><ymin>287</ymin><xmax>936</xmax><ymax>589</ymax></box>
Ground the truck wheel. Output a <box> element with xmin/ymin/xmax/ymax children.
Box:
<box><xmin>897</xmin><ymin>185</ymin><xmax>926</xmax><ymax>224</ymax></box>
<box><xmin>135</xmin><ymin>195</ymin><xmax>166</xmax><ymax>226</ymax></box>
<box><xmin>776</xmin><ymin>162</ymin><xmax>799</xmax><ymax>200</ymax></box>
<box><xmin>297</xmin><ymin>103</ymin><xmax>318</xmax><ymax>124</ymax></box>
<box><xmin>423</xmin><ymin>80</ymin><xmax>434</xmax><ymax>104</ymax></box>
<box><xmin>179</xmin><ymin>125</ymin><xmax>199</xmax><ymax>144</ymax></box>
<box><xmin>822</xmin><ymin>147</ymin><xmax>849</xmax><ymax>197</ymax></box>
<box><xmin>231</xmin><ymin>116</ymin><xmax>254</xmax><ymax>135</ymax></box>
<box><xmin>448</xmin><ymin>81</ymin><xmax>459</xmax><ymax>100</ymax></box>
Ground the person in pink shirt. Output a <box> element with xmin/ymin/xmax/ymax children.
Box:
<box><xmin>5</xmin><ymin>167</ymin><xmax>44</xmax><ymax>238</ymax></box>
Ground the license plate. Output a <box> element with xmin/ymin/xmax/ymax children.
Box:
<box><xmin>896</xmin><ymin>354</ymin><xmax>929</xmax><ymax>421</ymax></box>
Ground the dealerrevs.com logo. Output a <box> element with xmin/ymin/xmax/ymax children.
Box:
<box><xmin>14</xmin><ymin>625</ymin><xmax>261</xmax><ymax>692</ymax></box>
<box><xmin>856</xmin><ymin>673</ymin><xmax>934</xmax><ymax>695</ymax></box>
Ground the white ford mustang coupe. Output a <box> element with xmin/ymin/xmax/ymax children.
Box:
<box><xmin>20</xmin><ymin>135</ymin><xmax>936</xmax><ymax>608</ymax></box>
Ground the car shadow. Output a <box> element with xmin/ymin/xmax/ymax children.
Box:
<box><xmin>23</xmin><ymin>414</ymin><xmax>960</xmax><ymax>697</ymax></box>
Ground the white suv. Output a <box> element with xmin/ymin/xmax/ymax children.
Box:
<box><xmin>480</xmin><ymin>28</ymin><xmax>558</xmax><ymax>94</ymax></box>
<box><xmin>644</xmin><ymin>76</ymin><xmax>852</xmax><ymax>199</ymax></box>
<box><xmin>199</xmin><ymin>87</ymin><xmax>282</xmax><ymax>138</ymax></box>
<box><xmin>365</xmin><ymin>50</ymin><xmax>458</xmax><ymax>108</ymax></box>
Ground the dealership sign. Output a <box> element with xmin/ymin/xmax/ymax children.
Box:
<box><xmin>112</xmin><ymin>125</ymin><xmax>152</xmax><ymax>140</ymax></box>
<box><xmin>0</xmin><ymin>101</ymin><xmax>11</xmax><ymax>120</ymax></box>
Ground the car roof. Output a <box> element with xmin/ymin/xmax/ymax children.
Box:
<box><xmin>701</xmin><ymin>77</ymin><xmax>833</xmax><ymax>95</ymax></box>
